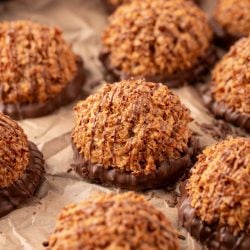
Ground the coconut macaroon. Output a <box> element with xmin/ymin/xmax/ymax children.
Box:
<box><xmin>203</xmin><ymin>37</ymin><xmax>250</xmax><ymax>131</ymax></box>
<box><xmin>178</xmin><ymin>137</ymin><xmax>250</xmax><ymax>250</ymax></box>
<box><xmin>0</xmin><ymin>113</ymin><xmax>44</xmax><ymax>218</ymax></box>
<box><xmin>47</xmin><ymin>192</ymin><xmax>180</xmax><ymax>250</ymax></box>
<box><xmin>0</xmin><ymin>20</ymin><xmax>85</xmax><ymax>119</ymax></box>
<box><xmin>100</xmin><ymin>0</ymin><xmax>215</xmax><ymax>87</ymax></box>
<box><xmin>71</xmin><ymin>79</ymin><xmax>198</xmax><ymax>190</ymax></box>
<box><xmin>213</xmin><ymin>0</ymin><xmax>250</xmax><ymax>46</ymax></box>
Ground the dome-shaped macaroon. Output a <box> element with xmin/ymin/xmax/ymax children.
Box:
<box><xmin>212</xmin><ymin>0</ymin><xmax>250</xmax><ymax>46</ymax></box>
<box><xmin>100</xmin><ymin>0</ymin><xmax>215</xmax><ymax>87</ymax></box>
<box><xmin>71</xmin><ymin>79</ymin><xmax>198</xmax><ymax>190</ymax></box>
<box><xmin>47</xmin><ymin>192</ymin><xmax>180</xmax><ymax>250</ymax></box>
<box><xmin>0</xmin><ymin>20</ymin><xmax>85</xmax><ymax>119</ymax></box>
<box><xmin>203</xmin><ymin>37</ymin><xmax>250</xmax><ymax>131</ymax></box>
<box><xmin>0</xmin><ymin>113</ymin><xmax>44</xmax><ymax>217</ymax></box>
<box><xmin>178</xmin><ymin>137</ymin><xmax>250</xmax><ymax>250</ymax></box>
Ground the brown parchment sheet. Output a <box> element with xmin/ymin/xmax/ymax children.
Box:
<box><xmin>0</xmin><ymin>0</ymin><xmax>249</xmax><ymax>249</ymax></box>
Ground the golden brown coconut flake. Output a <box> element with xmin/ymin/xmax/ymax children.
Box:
<box><xmin>102</xmin><ymin>0</ymin><xmax>212</xmax><ymax>78</ymax></box>
<box><xmin>214</xmin><ymin>0</ymin><xmax>250</xmax><ymax>38</ymax></box>
<box><xmin>72</xmin><ymin>79</ymin><xmax>192</xmax><ymax>175</ymax></box>
<box><xmin>186</xmin><ymin>137</ymin><xmax>250</xmax><ymax>234</ymax></box>
<box><xmin>48</xmin><ymin>192</ymin><xmax>179</xmax><ymax>250</ymax></box>
<box><xmin>0</xmin><ymin>113</ymin><xmax>30</xmax><ymax>188</ymax></box>
<box><xmin>106</xmin><ymin>0</ymin><xmax>197</xmax><ymax>10</ymax></box>
<box><xmin>0</xmin><ymin>20</ymin><xmax>78</xmax><ymax>104</ymax></box>
<box><xmin>211</xmin><ymin>37</ymin><xmax>250</xmax><ymax>114</ymax></box>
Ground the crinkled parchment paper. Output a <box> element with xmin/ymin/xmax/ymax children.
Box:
<box><xmin>0</xmin><ymin>0</ymin><xmax>248</xmax><ymax>249</ymax></box>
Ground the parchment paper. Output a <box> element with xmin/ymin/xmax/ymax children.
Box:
<box><xmin>0</xmin><ymin>0</ymin><xmax>248</xmax><ymax>249</ymax></box>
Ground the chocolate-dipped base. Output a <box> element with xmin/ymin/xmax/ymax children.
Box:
<box><xmin>0</xmin><ymin>141</ymin><xmax>45</xmax><ymax>218</ymax></box>
<box><xmin>202</xmin><ymin>86</ymin><xmax>250</xmax><ymax>131</ymax></box>
<box><xmin>103</xmin><ymin>0</ymin><xmax>117</xmax><ymax>13</ymax></box>
<box><xmin>210</xmin><ymin>19</ymin><xmax>243</xmax><ymax>49</ymax></box>
<box><xmin>99</xmin><ymin>46</ymin><xmax>217</xmax><ymax>88</ymax></box>
<box><xmin>0</xmin><ymin>56</ymin><xmax>85</xmax><ymax>120</ymax></box>
<box><xmin>72</xmin><ymin>136</ymin><xmax>198</xmax><ymax>190</ymax></box>
<box><xmin>178</xmin><ymin>190</ymin><xmax>250</xmax><ymax>250</ymax></box>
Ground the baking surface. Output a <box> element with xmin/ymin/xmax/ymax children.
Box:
<box><xmin>0</xmin><ymin>0</ymin><xmax>248</xmax><ymax>249</ymax></box>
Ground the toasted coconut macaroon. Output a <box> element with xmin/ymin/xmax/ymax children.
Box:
<box><xmin>0</xmin><ymin>20</ymin><xmax>85</xmax><ymax>119</ymax></box>
<box><xmin>71</xmin><ymin>79</ymin><xmax>198</xmax><ymax>190</ymax></box>
<box><xmin>47</xmin><ymin>192</ymin><xmax>180</xmax><ymax>250</ymax></box>
<box><xmin>0</xmin><ymin>113</ymin><xmax>44</xmax><ymax>217</ymax></box>
<box><xmin>178</xmin><ymin>137</ymin><xmax>250</xmax><ymax>250</ymax></box>
<box><xmin>203</xmin><ymin>37</ymin><xmax>250</xmax><ymax>131</ymax></box>
<box><xmin>100</xmin><ymin>0</ymin><xmax>215</xmax><ymax>88</ymax></box>
<box><xmin>212</xmin><ymin>0</ymin><xmax>250</xmax><ymax>47</ymax></box>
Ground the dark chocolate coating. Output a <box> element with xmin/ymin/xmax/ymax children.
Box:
<box><xmin>0</xmin><ymin>56</ymin><xmax>85</xmax><ymax>120</ymax></box>
<box><xmin>99</xmin><ymin>46</ymin><xmax>217</xmax><ymax>88</ymax></box>
<box><xmin>103</xmin><ymin>0</ymin><xmax>116</xmax><ymax>13</ymax></box>
<box><xmin>178</xmin><ymin>191</ymin><xmax>250</xmax><ymax>250</ymax></box>
<box><xmin>210</xmin><ymin>18</ymin><xmax>245</xmax><ymax>49</ymax></box>
<box><xmin>72</xmin><ymin>136</ymin><xmax>198</xmax><ymax>190</ymax></box>
<box><xmin>202</xmin><ymin>86</ymin><xmax>250</xmax><ymax>131</ymax></box>
<box><xmin>0</xmin><ymin>141</ymin><xmax>45</xmax><ymax>218</ymax></box>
